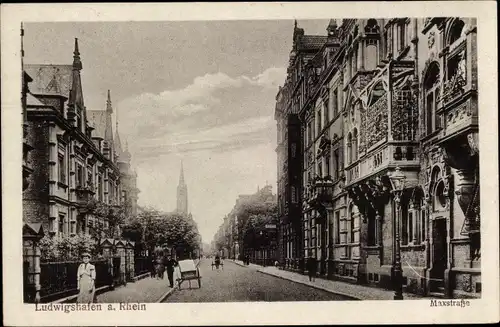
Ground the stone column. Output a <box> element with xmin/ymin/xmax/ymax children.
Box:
<box><xmin>115</xmin><ymin>242</ymin><xmax>126</xmax><ymax>285</ymax></box>
<box><xmin>23</xmin><ymin>225</ymin><xmax>44</xmax><ymax>303</ymax></box>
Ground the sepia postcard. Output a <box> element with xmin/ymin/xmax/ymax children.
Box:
<box><xmin>1</xmin><ymin>1</ymin><xmax>499</xmax><ymax>326</ymax></box>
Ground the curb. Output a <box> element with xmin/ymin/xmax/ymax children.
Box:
<box><xmin>54</xmin><ymin>285</ymin><xmax>112</xmax><ymax>303</ymax></box>
<box><xmin>255</xmin><ymin>269</ymin><xmax>361</xmax><ymax>300</ymax></box>
<box><xmin>156</xmin><ymin>282</ymin><xmax>179</xmax><ymax>303</ymax></box>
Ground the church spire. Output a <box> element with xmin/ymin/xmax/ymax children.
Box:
<box><xmin>73</xmin><ymin>38</ymin><xmax>82</xmax><ymax>71</ymax></box>
<box><xmin>176</xmin><ymin>160</ymin><xmax>188</xmax><ymax>215</ymax></box>
<box><xmin>179</xmin><ymin>160</ymin><xmax>185</xmax><ymax>185</ymax></box>
<box><xmin>114</xmin><ymin>102</ymin><xmax>123</xmax><ymax>159</ymax></box>
<box><xmin>106</xmin><ymin>89</ymin><xmax>113</xmax><ymax>113</ymax></box>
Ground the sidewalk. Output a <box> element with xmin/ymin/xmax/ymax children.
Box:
<box><xmin>97</xmin><ymin>275</ymin><xmax>176</xmax><ymax>303</ymax></box>
<box><xmin>232</xmin><ymin>260</ymin><xmax>426</xmax><ymax>301</ymax></box>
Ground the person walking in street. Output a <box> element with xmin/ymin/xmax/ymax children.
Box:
<box><xmin>306</xmin><ymin>254</ymin><xmax>317</xmax><ymax>282</ymax></box>
<box><xmin>165</xmin><ymin>255</ymin><xmax>178</xmax><ymax>288</ymax></box>
<box><xmin>76</xmin><ymin>252</ymin><xmax>96</xmax><ymax>304</ymax></box>
<box><xmin>155</xmin><ymin>254</ymin><xmax>165</xmax><ymax>279</ymax></box>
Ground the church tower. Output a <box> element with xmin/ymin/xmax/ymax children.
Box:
<box><xmin>176</xmin><ymin>161</ymin><xmax>188</xmax><ymax>215</ymax></box>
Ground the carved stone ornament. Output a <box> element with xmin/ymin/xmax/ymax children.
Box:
<box><xmin>427</xmin><ymin>31</ymin><xmax>435</xmax><ymax>49</ymax></box>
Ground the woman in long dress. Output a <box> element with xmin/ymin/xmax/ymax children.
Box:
<box><xmin>76</xmin><ymin>253</ymin><xmax>96</xmax><ymax>304</ymax></box>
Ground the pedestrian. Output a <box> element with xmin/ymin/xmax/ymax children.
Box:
<box><xmin>155</xmin><ymin>254</ymin><xmax>165</xmax><ymax>279</ymax></box>
<box><xmin>76</xmin><ymin>252</ymin><xmax>96</xmax><ymax>304</ymax></box>
<box><xmin>150</xmin><ymin>257</ymin><xmax>156</xmax><ymax>278</ymax></box>
<box><xmin>165</xmin><ymin>255</ymin><xmax>178</xmax><ymax>288</ymax></box>
<box><xmin>306</xmin><ymin>254</ymin><xmax>317</xmax><ymax>282</ymax></box>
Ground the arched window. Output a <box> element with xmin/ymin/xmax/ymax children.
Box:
<box><xmin>365</xmin><ymin>19</ymin><xmax>379</xmax><ymax>34</ymax></box>
<box><xmin>352</xmin><ymin>128</ymin><xmax>358</xmax><ymax>161</ymax></box>
<box><xmin>448</xmin><ymin>19</ymin><xmax>466</xmax><ymax>45</ymax></box>
<box><xmin>347</xmin><ymin>132</ymin><xmax>353</xmax><ymax>164</ymax></box>
<box><xmin>365</xmin><ymin>19</ymin><xmax>380</xmax><ymax>70</ymax></box>
<box><xmin>424</xmin><ymin>63</ymin><xmax>441</xmax><ymax>134</ymax></box>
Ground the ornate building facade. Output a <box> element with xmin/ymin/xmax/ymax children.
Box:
<box><xmin>275</xmin><ymin>18</ymin><xmax>479</xmax><ymax>298</ymax></box>
<box><xmin>275</xmin><ymin>21</ymin><xmax>327</xmax><ymax>272</ymax></box>
<box><xmin>23</xmin><ymin>39</ymin><xmax>139</xmax><ymax>239</ymax></box>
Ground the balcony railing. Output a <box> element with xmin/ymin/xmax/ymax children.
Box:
<box><xmin>442</xmin><ymin>73</ymin><xmax>467</xmax><ymax>105</ymax></box>
<box><xmin>346</xmin><ymin>143</ymin><xmax>419</xmax><ymax>186</ymax></box>
<box><xmin>75</xmin><ymin>185</ymin><xmax>95</xmax><ymax>204</ymax></box>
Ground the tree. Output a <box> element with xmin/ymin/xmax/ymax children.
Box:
<box><xmin>84</xmin><ymin>198</ymin><xmax>127</xmax><ymax>251</ymax></box>
<box><xmin>122</xmin><ymin>208</ymin><xmax>202</xmax><ymax>260</ymax></box>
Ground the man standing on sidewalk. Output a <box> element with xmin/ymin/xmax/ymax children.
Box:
<box><xmin>306</xmin><ymin>254</ymin><xmax>317</xmax><ymax>282</ymax></box>
<box><xmin>165</xmin><ymin>255</ymin><xmax>178</xmax><ymax>288</ymax></box>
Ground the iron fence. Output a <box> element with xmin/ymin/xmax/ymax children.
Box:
<box><xmin>134</xmin><ymin>257</ymin><xmax>151</xmax><ymax>276</ymax></box>
<box><xmin>112</xmin><ymin>256</ymin><xmax>125</xmax><ymax>285</ymax></box>
<box><xmin>37</xmin><ymin>259</ymin><xmax>111</xmax><ymax>303</ymax></box>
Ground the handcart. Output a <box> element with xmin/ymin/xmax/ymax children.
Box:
<box><xmin>176</xmin><ymin>259</ymin><xmax>201</xmax><ymax>289</ymax></box>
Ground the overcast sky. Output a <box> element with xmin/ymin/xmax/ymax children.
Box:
<box><xmin>24</xmin><ymin>20</ymin><xmax>329</xmax><ymax>242</ymax></box>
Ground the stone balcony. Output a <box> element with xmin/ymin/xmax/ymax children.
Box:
<box><xmin>345</xmin><ymin>142</ymin><xmax>420</xmax><ymax>187</ymax></box>
<box><xmin>437</xmin><ymin>74</ymin><xmax>478</xmax><ymax>144</ymax></box>
<box><xmin>75</xmin><ymin>185</ymin><xmax>95</xmax><ymax>205</ymax></box>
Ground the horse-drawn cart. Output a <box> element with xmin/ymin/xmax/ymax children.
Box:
<box><xmin>176</xmin><ymin>259</ymin><xmax>201</xmax><ymax>289</ymax></box>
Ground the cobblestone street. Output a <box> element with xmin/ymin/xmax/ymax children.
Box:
<box><xmin>163</xmin><ymin>259</ymin><xmax>354</xmax><ymax>302</ymax></box>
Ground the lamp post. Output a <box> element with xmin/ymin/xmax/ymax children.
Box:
<box><xmin>389</xmin><ymin>166</ymin><xmax>406</xmax><ymax>300</ymax></box>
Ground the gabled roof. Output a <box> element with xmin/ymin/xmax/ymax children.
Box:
<box><xmin>26</xmin><ymin>93</ymin><xmax>46</xmax><ymax>106</ymax></box>
<box><xmin>299</xmin><ymin>35</ymin><xmax>328</xmax><ymax>51</ymax></box>
<box><xmin>23</xmin><ymin>222</ymin><xmax>44</xmax><ymax>237</ymax></box>
<box><xmin>24</xmin><ymin>64</ymin><xmax>73</xmax><ymax>98</ymax></box>
<box><xmin>87</xmin><ymin>110</ymin><xmax>107</xmax><ymax>139</ymax></box>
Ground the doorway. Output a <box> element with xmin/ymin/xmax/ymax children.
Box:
<box><xmin>431</xmin><ymin>218</ymin><xmax>448</xmax><ymax>281</ymax></box>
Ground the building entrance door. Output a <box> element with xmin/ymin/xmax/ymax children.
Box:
<box><xmin>431</xmin><ymin>218</ymin><xmax>448</xmax><ymax>291</ymax></box>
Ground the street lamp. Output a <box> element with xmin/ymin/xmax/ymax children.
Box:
<box><xmin>388</xmin><ymin>166</ymin><xmax>406</xmax><ymax>300</ymax></box>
